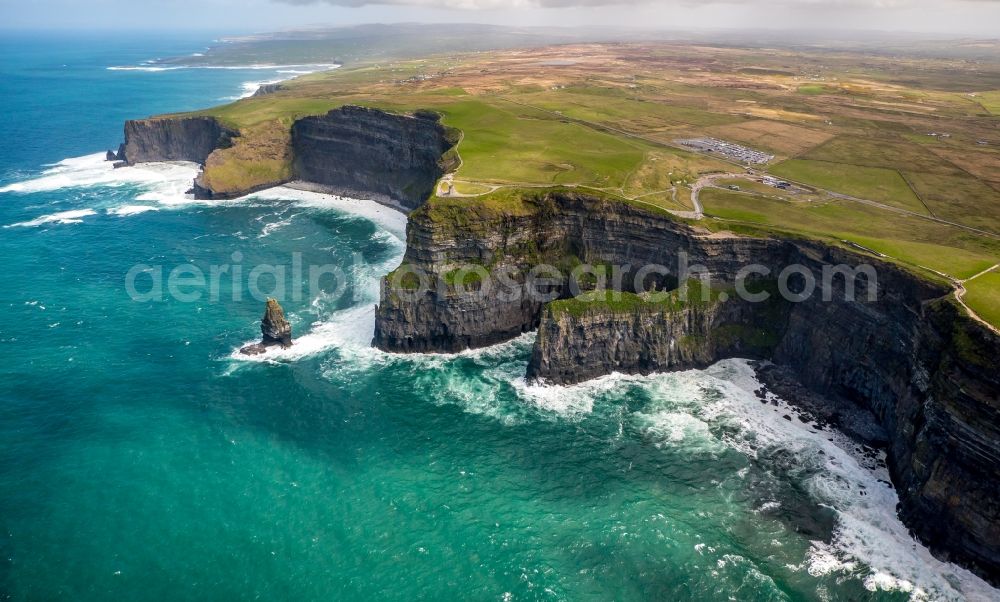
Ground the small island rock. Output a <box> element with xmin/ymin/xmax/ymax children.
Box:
<box><xmin>239</xmin><ymin>298</ymin><xmax>293</xmax><ymax>355</ymax></box>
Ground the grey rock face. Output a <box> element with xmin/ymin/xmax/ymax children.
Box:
<box><xmin>527</xmin><ymin>292</ymin><xmax>782</xmax><ymax>384</ymax></box>
<box><xmin>374</xmin><ymin>192</ymin><xmax>795</xmax><ymax>352</ymax></box>
<box><xmin>253</xmin><ymin>83</ymin><xmax>286</xmax><ymax>97</ymax></box>
<box><xmin>121</xmin><ymin>116</ymin><xmax>236</xmax><ymax>165</ymax></box>
<box><xmin>292</xmin><ymin>105</ymin><xmax>455</xmax><ymax>211</ymax></box>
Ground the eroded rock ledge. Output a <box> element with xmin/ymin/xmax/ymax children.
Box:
<box><xmin>527</xmin><ymin>283</ymin><xmax>787</xmax><ymax>385</ymax></box>
<box><xmin>373</xmin><ymin>189</ymin><xmax>1000</xmax><ymax>582</ymax></box>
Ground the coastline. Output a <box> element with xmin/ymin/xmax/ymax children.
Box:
<box><xmin>4</xmin><ymin>147</ymin><xmax>998</xmax><ymax>601</ymax></box>
<box><xmin>4</xmin><ymin>31</ymin><xmax>996</xmax><ymax>597</ymax></box>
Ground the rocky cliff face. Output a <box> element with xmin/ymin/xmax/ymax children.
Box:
<box><xmin>292</xmin><ymin>105</ymin><xmax>457</xmax><ymax>211</ymax></box>
<box><xmin>122</xmin><ymin>116</ymin><xmax>237</xmax><ymax>165</ymax></box>
<box><xmin>373</xmin><ymin>189</ymin><xmax>1000</xmax><ymax>582</ymax></box>
<box><xmin>527</xmin><ymin>287</ymin><xmax>784</xmax><ymax>384</ymax></box>
<box><xmin>374</xmin><ymin>191</ymin><xmax>795</xmax><ymax>351</ymax></box>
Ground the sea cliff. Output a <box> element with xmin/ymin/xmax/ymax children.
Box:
<box><xmin>291</xmin><ymin>106</ymin><xmax>458</xmax><ymax>211</ymax></box>
<box><xmin>121</xmin><ymin>116</ymin><xmax>236</xmax><ymax>165</ymax></box>
<box><xmin>115</xmin><ymin>108</ymin><xmax>1000</xmax><ymax>582</ymax></box>
<box><xmin>527</xmin><ymin>282</ymin><xmax>786</xmax><ymax>384</ymax></box>
<box><xmin>118</xmin><ymin>106</ymin><xmax>456</xmax><ymax>207</ymax></box>
<box><xmin>373</xmin><ymin>189</ymin><xmax>1000</xmax><ymax>581</ymax></box>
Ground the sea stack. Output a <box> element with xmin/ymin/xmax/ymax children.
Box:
<box><xmin>239</xmin><ymin>298</ymin><xmax>293</xmax><ymax>356</ymax></box>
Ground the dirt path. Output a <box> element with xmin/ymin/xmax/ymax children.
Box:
<box><xmin>954</xmin><ymin>264</ymin><xmax>1000</xmax><ymax>335</ymax></box>
<box><xmin>907</xmin><ymin>262</ymin><xmax>1000</xmax><ymax>335</ymax></box>
<box><xmin>437</xmin><ymin>174</ymin><xmax>502</xmax><ymax>198</ymax></box>
<box><xmin>688</xmin><ymin>172</ymin><xmax>749</xmax><ymax>218</ymax></box>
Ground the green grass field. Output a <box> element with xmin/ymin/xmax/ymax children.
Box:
<box><xmin>797</xmin><ymin>84</ymin><xmax>832</xmax><ymax>95</ymax></box>
<box><xmin>964</xmin><ymin>271</ymin><xmax>1000</xmax><ymax>327</ymax></box>
<box><xmin>700</xmin><ymin>189</ymin><xmax>1000</xmax><ymax>279</ymax></box>
<box><xmin>451</xmin><ymin>181</ymin><xmax>495</xmax><ymax>195</ymax></box>
<box><xmin>902</xmin><ymin>171</ymin><xmax>1000</xmax><ymax>233</ymax></box>
<box><xmin>514</xmin><ymin>89</ymin><xmax>744</xmax><ymax>130</ymax></box>
<box><xmin>977</xmin><ymin>90</ymin><xmax>1000</xmax><ymax>115</ymax></box>
<box><xmin>435</xmin><ymin>99</ymin><xmax>647</xmax><ymax>187</ymax></box>
<box><xmin>770</xmin><ymin>159</ymin><xmax>927</xmax><ymax>213</ymax></box>
<box><xmin>802</xmin><ymin>136</ymin><xmax>962</xmax><ymax>176</ymax></box>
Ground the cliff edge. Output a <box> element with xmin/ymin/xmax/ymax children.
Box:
<box><xmin>117</xmin><ymin>106</ymin><xmax>457</xmax><ymax>207</ymax></box>
<box><xmin>373</xmin><ymin>188</ymin><xmax>1000</xmax><ymax>581</ymax></box>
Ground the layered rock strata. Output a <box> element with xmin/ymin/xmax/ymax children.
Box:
<box><xmin>117</xmin><ymin>106</ymin><xmax>456</xmax><ymax>207</ymax></box>
<box><xmin>121</xmin><ymin>116</ymin><xmax>237</xmax><ymax>165</ymax></box>
<box><xmin>291</xmin><ymin>105</ymin><xmax>458</xmax><ymax>211</ymax></box>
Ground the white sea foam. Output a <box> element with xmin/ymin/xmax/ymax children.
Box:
<box><xmin>107</xmin><ymin>205</ymin><xmax>160</xmax><ymax>217</ymax></box>
<box><xmin>0</xmin><ymin>152</ymin><xmax>200</xmax><ymax>197</ymax></box>
<box><xmin>257</xmin><ymin>213</ymin><xmax>294</xmax><ymax>238</ymax></box>
<box><xmin>106</xmin><ymin>66</ymin><xmax>185</xmax><ymax>72</ymax></box>
<box><xmin>227</xmin><ymin>64</ymin><xmax>341</xmax><ymax>100</ymax></box>
<box><xmin>247</xmin><ymin>186</ymin><xmax>408</xmax><ymax>240</ymax></box>
<box><xmin>423</xmin><ymin>355</ymin><xmax>995</xmax><ymax>599</ymax></box>
<box><xmin>0</xmin><ymin>153</ymin><xmax>203</xmax><ymax>227</ymax></box>
<box><xmin>534</xmin><ymin>359</ymin><xmax>996</xmax><ymax>601</ymax></box>
<box><xmin>230</xmin><ymin>303</ymin><xmax>385</xmax><ymax>364</ymax></box>
<box><xmin>107</xmin><ymin>61</ymin><xmax>340</xmax><ymax>101</ymax></box>
<box><xmin>235</xmin><ymin>79</ymin><xmax>284</xmax><ymax>100</ymax></box>
<box><xmin>6</xmin><ymin>208</ymin><xmax>97</xmax><ymax>228</ymax></box>
<box><xmin>228</xmin><ymin>190</ymin><xmax>407</xmax><ymax>364</ymax></box>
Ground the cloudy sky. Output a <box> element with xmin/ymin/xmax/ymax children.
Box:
<box><xmin>1</xmin><ymin>0</ymin><xmax>998</xmax><ymax>35</ymax></box>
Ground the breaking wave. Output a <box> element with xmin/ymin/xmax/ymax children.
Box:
<box><xmin>0</xmin><ymin>152</ymin><xmax>200</xmax><ymax>198</ymax></box>
<box><xmin>5</xmin><ymin>208</ymin><xmax>97</xmax><ymax>228</ymax></box>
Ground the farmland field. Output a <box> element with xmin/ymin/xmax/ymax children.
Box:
<box><xmin>769</xmin><ymin>159</ymin><xmax>927</xmax><ymax>213</ymax></box>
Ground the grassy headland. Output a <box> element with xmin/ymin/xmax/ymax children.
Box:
<box><xmin>164</xmin><ymin>41</ymin><xmax>998</xmax><ymax>327</ymax></box>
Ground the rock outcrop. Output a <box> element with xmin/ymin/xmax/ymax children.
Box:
<box><xmin>373</xmin><ymin>188</ymin><xmax>1000</xmax><ymax>582</ymax></box>
<box><xmin>121</xmin><ymin>116</ymin><xmax>237</xmax><ymax>165</ymax></box>
<box><xmin>253</xmin><ymin>83</ymin><xmax>286</xmax><ymax>97</ymax></box>
<box><xmin>239</xmin><ymin>298</ymin><xmax>293</xmax><ymax>356</ymax></box>
<box><xmin>291</xmin><ymin>105</ymin><xmax>458</xmax><ymax>211</ymax></box>
<box><xmin>527</xmin><ymin>284</ymin><xmax>786</xmax><ymax>384</ymax></box>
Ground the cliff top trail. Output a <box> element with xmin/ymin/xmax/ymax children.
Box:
<box><xmin>136</xmin><ymin>41</ymin><xmax>999</xmax><ymax>329</ymax></box>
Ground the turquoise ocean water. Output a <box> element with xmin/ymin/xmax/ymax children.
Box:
<box><xmin>0</xmin><ymin>32</ymin><xmax>995</xmax><ymax>601</ymax></box>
